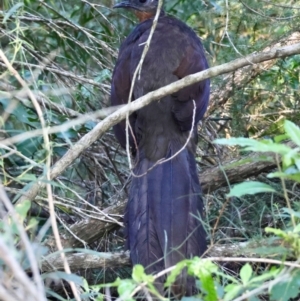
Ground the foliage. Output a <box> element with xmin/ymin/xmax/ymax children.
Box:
<box><xmin>100</xmin><ymin>121</ymin><xmax>300</xmax><ymax>301</ymax></box>
<box><xmin>212</xmin><ymin>120</ymin><xmax>300</xmax><ymax>300</ymax></box>
<box><xmin>216</xmin><ymin>119</ymin><xmax>300</xmax><ymax>193</ymax></box>
<box><xmin>0</xmin><ymin>0</ymin><xmax>300</xmax><ymax>300</ymax></box>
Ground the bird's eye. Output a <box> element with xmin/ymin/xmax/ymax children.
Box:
<box><xmin>139</xmin><ymin>0</ymin><xmax>147</xmax><ymax>3</ymax></box>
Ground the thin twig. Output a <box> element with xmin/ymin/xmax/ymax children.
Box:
<box><xmin>0</xmin><ymin>50</ymin><xmax>81</xmax><ymax>301</ymax></box>
<box><xmin>11</xmin><ymin>41</ymin><xmax>300</xmax><ymax>206</ymax></box>
<box><xmin>131</xmin><ymin>100</ymin><xmax>196</xmax><ymax>178</ymax></box>
<box><xmin>125</xmin><ymin>0</ymin><xmax>164</xmax><ymax>171</ymax></box>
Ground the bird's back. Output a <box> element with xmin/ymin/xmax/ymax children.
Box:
<box><xmin>111</xmin><ymin>15</ymin><xmax>210</xmax><ymax>159</ymax></box>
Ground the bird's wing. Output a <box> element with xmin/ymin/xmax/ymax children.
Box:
<box><xmin>172</xmin><ymin>41</ymin><xmax>210</xmax><ymax>131</ymax></box>
<box><xmin>111</xmin><ymin>41</ymin><xmax>137</xmax><ymax>149</ymax></box>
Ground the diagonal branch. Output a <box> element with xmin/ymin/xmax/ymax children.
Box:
<box><xmin>41</xmin><ymin>237</ymin><xmax>292</xmax><ymax>272</ymax></box>
<box><xmin>11</xmin><ymin>41</ymin><xmax>300</xmax><ymax>206</ymax></box>
<box><xmin>208</xmin><ymin>31</ymin><xmax>300</xmax><ymax>114</ymax></box>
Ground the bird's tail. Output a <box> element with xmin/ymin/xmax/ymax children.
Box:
<box><xmin>124</xmin><ymin>144</ymin><xmax>207</xmax><ymax>296</ymax></box>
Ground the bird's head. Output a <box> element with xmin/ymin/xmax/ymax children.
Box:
<box><xmin>114</xmin><ymin>0</ymin><xmax>160</xmax><ymax>21</ymax></box>
<box><xmin>114</xmin><ymin>0</ymin><xmax>158</xmax><ymax>12</ymax></box>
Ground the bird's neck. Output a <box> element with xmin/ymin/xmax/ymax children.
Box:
<box><xmin>134</xmin><ymin>10</ymin><xmax>165</xmax><ymax>22</ymax></box>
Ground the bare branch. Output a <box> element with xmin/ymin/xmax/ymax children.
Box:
<box><xmin>40</xmin><ymin>238</ymin><xmax>294</xmax><ymax>272</ymax></box>
<box><xmin>9</xmin><ymin>41</ymin><xmax>300</xmax><ymax>206</ymax></box>
<box><xmin>41</xmin><ymin>250</ymin><xmax>131</xmax><ymax>272</ymax></box>
<box><xmin>208</xmin><ymin>31</ymin><xmax>300</xmax><ymax>114</ymax></box>
<box><xmin>44</xmin><ymin>199</ymin><xmax>126</xmax><ymax>250</ymax></box>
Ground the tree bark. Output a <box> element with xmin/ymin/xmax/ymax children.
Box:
<box><xmin>41</xmin><ymin>238</ymin><xmax>288</xmax><ymax>272</ymax></box>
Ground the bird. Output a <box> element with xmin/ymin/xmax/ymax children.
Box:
<box><xmin>111</xmin><ymin>0</ymin><xmax>210</xmax><ymax>296</ymax></box>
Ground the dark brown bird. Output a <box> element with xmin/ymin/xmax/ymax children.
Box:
<box><xmin>111</xmin><ymin>0</ymin><xmax>210</xmax><ymax>296</ymax></box>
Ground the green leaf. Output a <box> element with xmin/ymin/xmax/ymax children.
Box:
<box><xmin>91</xmin><ymin>278</ymin><xmax>121</xmax><ymax>290</ymax></box>
<box><xmin>224</xmin><ymin>283</ymin><xmax>241</xmax><ymax>301</ymax></box>
<box><xmin>3</xmin><ymin>3</ymin><xmax>24</xmax><ymax>23</ymax></box>
<box><xmin>95</xmin><ymin>295</ymin><xmax>104</xmax><ymax>301</ymax></box>
<box><xmin>132</xmin><ymin>264</ymin><xmax>145</xmax><ymax>282</ymax></box>
<box><xmin>0</xmin><ymin>98</ymin><xmax>40</xmax><ymax>128</ymax></box>
<box><xmin>15</xmin><ymin>200</ymin><xmax>31</xmax><ymax>221</ymax></box>
<box><xmin>240</xmin><ymin>263</ymin><xmax>252</xmax><ymax>285</ymax></box>
<box><xmin>281</xmin><ymin>207</ymin><xmax>300</xmax><ymax>219</ymax></box>
<box><xmin>17</xmin><ymin>173</ymin><xmax>37</xmax><ymax>182</ymax></box>
<box><xmin>27</xmin><ymin>217</ymin><xmax>38</xmax><ymax>230</ymax></box>
<box><xmin>268</xmin><ymin>171</ymin><xmax>300</xmax><ymax>183</ymax></box>
<box><xmin>270</xmin><ymin>270</ymin><xmax>300</xmax><ymax>301</ymax></box>
<box><xmin>284</xmin><ymin>120</ymin><xmax>300</xmax><ymax>146</ymax></box>
<box><xmin>117</xmin><ymin>279</ymin><xmax>136</xmax><ymax>301</ymax></box>
<box><xmin>227</xmin><ymin>181</ymin><xmax>276</xmax><ymax>197</ymax></box>
<box><xmin>188</xmin><ymin>258</ymin><xmax>219</xmax><ymax>278</ymax></box>
<box><xmin>165</xmin><ymin>261</ymin><xmax>186</xmax><ymax>287</ymax></box>
<box><xmin>95</xmin><ymin>294</ymin><xmax>104</xmax><ymax>301</ymax></box>
<box><xmin>293</xmin><ymin>223</ymin><xmax>300</xmax><ymax>233</ymax></box>
<box><xmin>82</xmin><ymin>278</ymin><xmax>89</xmax><ymax>292</ymax></box>
<box><xmin>16</xmin><ymin>137</ymin><xmax>43</xmax><ymax>159</ymax></box>
<box><xmin>249</xmin><ymin>267</ymin><xmax>279</xmax><ymax>284</ymax></box>
<box><xmin>281</xmin><ymin>148</ymin><xmax>300</xmax><ymax>169</ymax></box>
<box><xmin>295</xmin><ymin>157</ymin><xmax>300</xmax><ymax>171</ymax></box>
<box><xmin>200</xmin><ymin>272</ymin><xmax>218</xmax><ymax>301</ymax></box>
<box><xmin>265</xmin><ymin>227</ymin><xmax>287</xmax><ymax>238</ymax></box>
<box><xmin>187</xmin><ymin>259</ymin><xmax>219</xmax><ymax>301</ymax></box>
<box><xmin>214</xmin><ymin>138</ymin><xmax>291</xmax><ymax>155</ymax></box>
<box><xmin>132</xmin><ymin>264</ymin><xmax>154</xmax><ymax>284</ymax></box>
<box><xmin>273</xmin><ymin>134</ymin><xmax>289</xmax><ymax>143</ymax></box>
<box><xmin>214</xmin><ymin>137</ymin><xmax>261</xmax><ymax>147</ymax></box>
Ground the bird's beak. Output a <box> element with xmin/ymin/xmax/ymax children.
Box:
<box><xmin>113</xmin><ymin>1</ymin><xmax>132</xmax><ymax>9</ymax></box>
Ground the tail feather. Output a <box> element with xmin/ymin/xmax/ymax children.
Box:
<box><xmin>124</xmin><ymin>145</ymin><xmax>206</xmax><ymax>295</ymax></box>
<box><xmin>125</xmin><ymin>156</ymin><xmax>164</xmax><ymax>274</ymax></box>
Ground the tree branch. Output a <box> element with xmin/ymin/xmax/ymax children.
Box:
<box><xmin>13</xmin><ymin>41</ymin><xmax>300</xmax><ymax>206</ymax></box>
<box><xmin>208</xmin><ymin>31</ymin><xmax>300</xmax><ymax>114</ymax></box>
<box><xmin>40</xmin><ymin>238</ymin><xmax>288</xmax><ymax>272</ymax></box>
